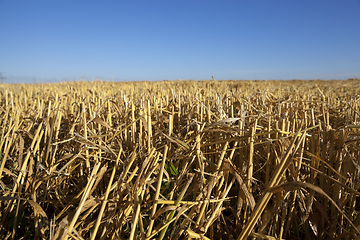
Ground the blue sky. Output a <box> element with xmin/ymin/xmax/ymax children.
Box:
<box><xmin>1</xmin><ymin>0</ymin><xmax>360</xmax><ymax>83</ymax></box>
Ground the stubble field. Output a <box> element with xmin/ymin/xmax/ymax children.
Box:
<box><xmin>1</xmin><ymin>79</ymin><xmax>360</xmax><ymax>239</ymax></box>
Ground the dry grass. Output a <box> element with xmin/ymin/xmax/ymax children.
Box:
<box><xmin>0</xmin><ymin>79</ymin><xmax>360</xmax><ymax>239</ymax></box>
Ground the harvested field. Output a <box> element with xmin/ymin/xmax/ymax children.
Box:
<box><xmin>1</xmin><ymin>79</ymin><xmax>360</xmax><ymax>239</ymax></box>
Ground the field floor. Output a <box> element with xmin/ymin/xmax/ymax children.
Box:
<box><xmin>1</xmin><ymin>79</ymin><xmax>360</xmax><ymax>239</ymax></box>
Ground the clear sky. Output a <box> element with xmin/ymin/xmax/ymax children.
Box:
<box><xmin>1</xmin><ymin>0</ymin><xmax>360</xmax><ymax>83</ymax></box>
